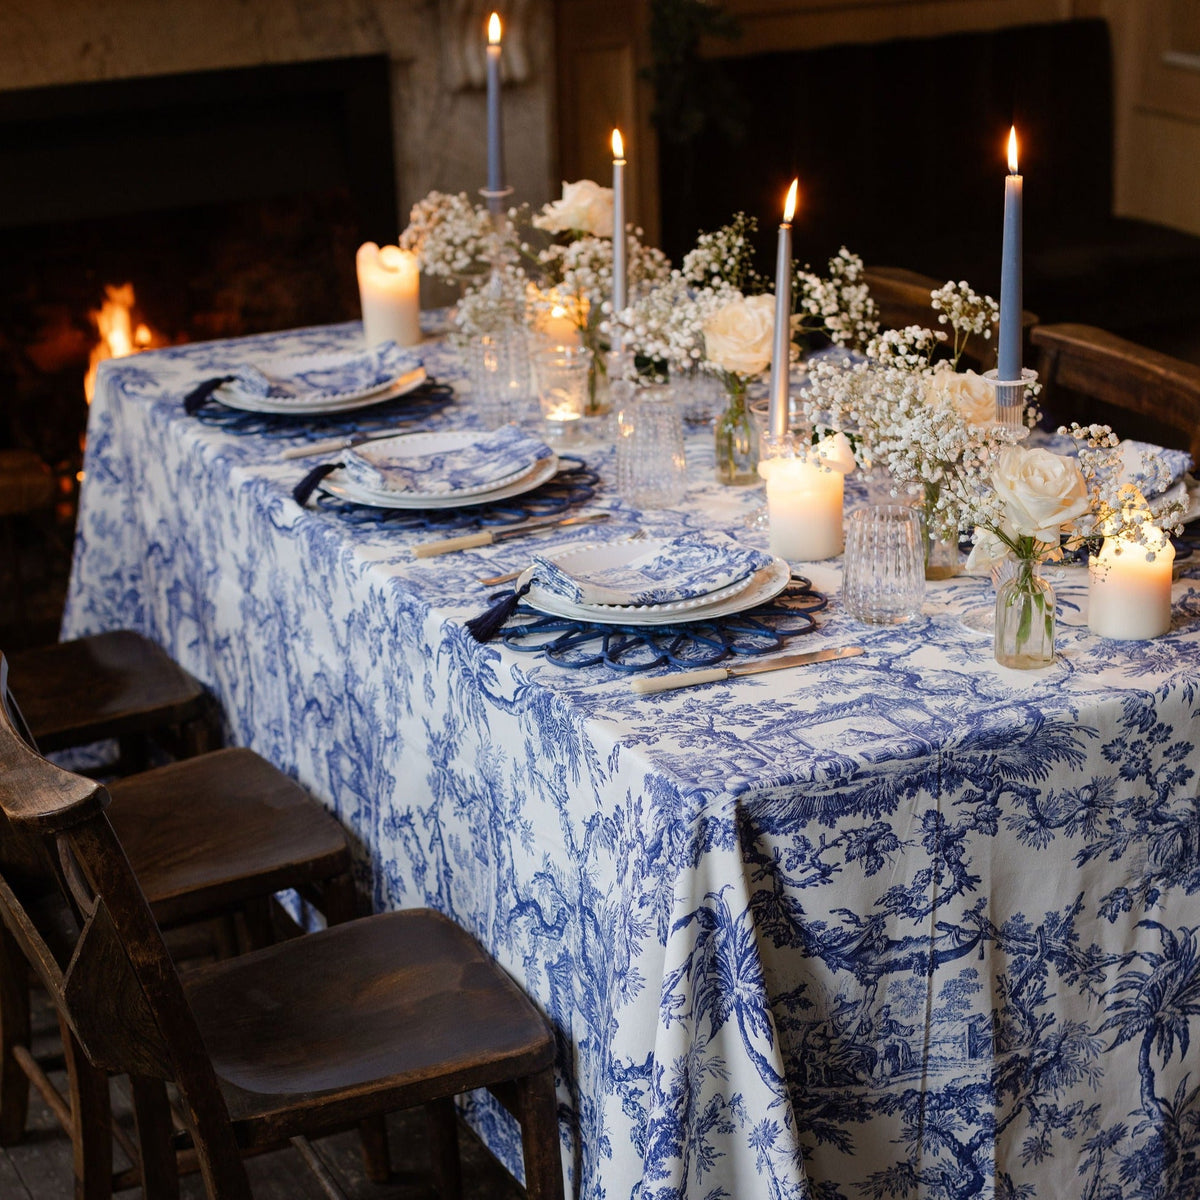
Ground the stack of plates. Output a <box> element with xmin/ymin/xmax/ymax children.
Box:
<box><xmin>521</xmin><ymin>533</ymin><xmax>790</xmax><ymax>625</ymax></box>
<box><xmin>209</xmin><ymin>344</ymin><xmax>424</xmax><ymax>415</ymax></box>
<box><xmin>319</xmin><ymin>427</ymin><xmax>558</xmax><ymax>510</ymax></box>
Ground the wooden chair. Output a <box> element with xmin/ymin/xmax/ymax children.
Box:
<box><xmin>1032</xmin><ymin>323</ymin><xmax>1200</xmax><ymax>465</ymax></box>
<box><xmin>0</xmin><ymin>661</ymin><xmax>371</xmax><ymax>1187</ymax></box>
<box><xmin>0</xmin><ymin>660</ymin><xmax>563</xmax><ymax>1200</ymax></box>
<box><xmin>862</xmin><ymin>265</ymin><xmax>1038</xmax><ymax>372</ymax></box>
<box><xmin>5</xmin><ymin>630</ymin><xmax>220</xmax><ymax>772</ymax></box>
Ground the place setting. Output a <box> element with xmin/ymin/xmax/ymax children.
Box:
<box><xmin>464</xmin><ymin>529</ymin><xmax>833</xmax><ymax>674</ymax></box>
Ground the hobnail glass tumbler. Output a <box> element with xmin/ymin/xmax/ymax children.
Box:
<box><xmin>842</xmin><ymin>505</ymin><xmax>926</xmax><ymax>624</ymax></box>
<box><xmin>613</xmin><ymin>383</ymin><xmax>687</xmax><ymax>509</ymax></box>
<box><xmin>466</xmin><ymin>326</ymin><xmax>532</xmax><ymax>428</ymax></box>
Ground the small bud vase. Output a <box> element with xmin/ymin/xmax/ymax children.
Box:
<box><xmin>714</xmin><ymin>375</ymin><xmax>759</xmax><ymax>485</ymax></box>
<box><xmin>994</xmin><ymin>555</ymin><xmax>1055</xmax><ymax>668</ymax></box>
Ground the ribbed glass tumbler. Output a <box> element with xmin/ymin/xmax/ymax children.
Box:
<box><xmin>842</xmin><ymin>504</ymin><xmax>926</xmax><ymax>624</ymax></box>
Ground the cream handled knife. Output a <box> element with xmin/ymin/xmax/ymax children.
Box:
<box><xmin>414</xmin><ymin>512</ymin><xmax>610</xmax><ymax>558</ymax></box>
<box><xmin>630</xmin><ymin>645</ymin><xmax>864</xmax><ymax>694</ymax></box>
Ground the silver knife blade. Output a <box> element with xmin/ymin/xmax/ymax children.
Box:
<box><xmin>491</xmin><ymin>511</ymin><xmax>610</xmax><ymax>543</ymax></box>
<box><xmin>728</xmin><ymin>645</ymin><xmax>864</xmax><ymax>676</ymax></box>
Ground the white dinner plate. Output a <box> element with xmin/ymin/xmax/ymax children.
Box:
<box><xmin>519</xmin><ymin>557</ymin><xmax>792</xmax><ymax>626</ymax></box>
<box><xmin>320</xmin><ymin>452</ymin><xmax>559</xmax><ymax>510</ymax></box>
<box><xmin>215</xmin><ymin>366</ymin><xmax>428</xmax><ymax>415</ymax></box>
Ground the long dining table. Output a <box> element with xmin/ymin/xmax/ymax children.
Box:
<box><xmin>63</xmin><ymin>319</ymin><xmax>1200</xmax><ymax>1200</ymax></box>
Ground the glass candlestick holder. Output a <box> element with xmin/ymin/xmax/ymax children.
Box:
<box><xmin>982</xmin><ymin>367</ymin><xmax>1038</xmax><ymax>433</ymax></box>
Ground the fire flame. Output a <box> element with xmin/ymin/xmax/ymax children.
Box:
<box><xmin>612</xmin><ymin>128</ymin><xmax>624</xmax><ymax>160</ymax></box>
<box><xmin>83</xmin><ymin>283</ymin><xmax>157</xmax><ymax>404</ymax></box>
<box><xmin>783</xmin><ymin>178</ymin><xmax>799</xmax><ymax>223</ymax></box>
<box><xmin>488</xmin><ymin>12</ymin><xmax>502</xmax><ymax>44</ymax></box>
<box><xmin>1007</xmin><ymin>126</ymin><xmax>1019</xmax><ymax>175</ymax></box>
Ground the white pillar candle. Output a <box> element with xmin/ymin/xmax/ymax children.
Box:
<box><xmin>356</xmin><ymin>242</ymin><xmax>421</xmax><ymax>348</ymax></box>
<box><xmin>1088</xmin><ymin>532</ymin><xmax>1175</xmax><ymax>640</ymax></box>
<box><xmin>764</xmin><ymin>458</ymin><xmax>844</xmax><ymax>561</ymax></box>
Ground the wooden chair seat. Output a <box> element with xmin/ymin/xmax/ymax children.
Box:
<box><xmin>6</xmin><ymin>630</ymin><xmax>215</xmax><ymax>759</ymax></box>
<box><xmin>185</xmin><ymin>909</ymin><xmax>554</xmax><ymax>1137</ymax></box>
<box><xmin>108</xmin><ymin>748</ymin><xmax>354</xmax><ymax>929</ymax></box>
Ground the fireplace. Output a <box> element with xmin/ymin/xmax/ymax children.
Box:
<box><xmin>0</xmin><ymin>55</ymin><xmax>397</xmax><ymax>468</ymax></box>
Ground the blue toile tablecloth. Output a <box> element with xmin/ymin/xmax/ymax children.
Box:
<box><xmin>64</xmin><ymin>320</ymin><xmax>1200</xmax><ymax>1200</ymax></box>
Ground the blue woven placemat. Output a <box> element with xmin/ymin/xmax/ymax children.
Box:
<box><xmin>193</xmin><ymin>379</ymin><xmax>456</xmax><ymax>439</ymax></box>
<box><xmin>498</xmin><ymin>577</ymin><xmax>828</xmax><ymax>671</ymax></box>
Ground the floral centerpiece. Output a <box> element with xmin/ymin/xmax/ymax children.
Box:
<box><xmin>401</xmin><ymin>182</ymin><xmax>669</xmax><ymax>416</ymax></box>
<box><xmin>801</xmin><ymin>279</ymin><xmax>1030</xmax><ymax>575</ymax></box>
<box><xmin>613</xmin><ymin>214</ymin><xmax>877</xmax><ymax>483</ymax></box>
<box><xmin>964</xmin><ymin>425</ymin><xmax>1186</xmax><ymax>667</ymax></box>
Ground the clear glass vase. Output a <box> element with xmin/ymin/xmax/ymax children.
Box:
<box><xmin>714</xmin><ymin>376</ymin><xmax>759</xmax><ymax>485</ymax></box>
<box><xmin>920</xmin><ymin>484</ymin><xmax>961</xmax><ymax>580</ymax></box>
<box><xmin>994</xmin><ymin>556</ymin><xmax>1055</xmax><ymax>669</ymax></box>
<box><xmin>580</xmin><ymin>317</ymin><xmax>610</xmax><ymax>416</ymax></box>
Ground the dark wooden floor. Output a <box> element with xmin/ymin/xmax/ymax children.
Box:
<box><xmin>2</xmin><ymin>988</ymin><xmax>526</xmax><ymax>1199</ymax></box>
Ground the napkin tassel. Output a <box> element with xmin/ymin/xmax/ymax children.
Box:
<box><xmin>183</xmin><ymin>375</ymin><xmax>237</xmax><ymax>415</ymax></box>
<box><xmin>467</xmin><ymin>582</ymin><xmax>533</xmax><ymax>642</ymax></box>
<box><xmin>293</xmin><ymin>462</ymin><xmax>343</xmax><ymax>507</ymax></box>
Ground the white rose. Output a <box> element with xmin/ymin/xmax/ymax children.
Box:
<box><xmin>965</xmin><ymin>526</ymin><xmax>1010</xmax><ymax>573</ymax></box>
<box><xmin>992</xmin><ymin>445</ymin><xmax>1091</xmax><ymax>543</ymax></box>
<box><xmin>534</xmin><ymin>180</ymin><xmax>614</xmax><ymax>237</ymax></box>
<box><xmin>702</xmin><ymin>294</ymin><xmax>776</xmax><ymax>377</ymax></box>
<box><xmin>924</xmin><ymin>366</ymin><xmax>995</xmax><ymax>425</ymax></box>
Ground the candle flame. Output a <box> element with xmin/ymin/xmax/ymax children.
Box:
<box><xmin>487</xmin><ymin>12</ymin><xmax>501</xmax><ymax>44</ymax></box>
<box><xmin>1007</xmin><ymin>126</ymin><xmax>1019</xmax><ymax>174</ymax></box>
<box><xmin>783</xmin><ymin>178</ymin><xmax>798</xmax><ymax>223</ymax></box>
<box><xmin>611</xmin><ymin>128</ymin><xmax>624</xmax><ymax>160</ymax></box>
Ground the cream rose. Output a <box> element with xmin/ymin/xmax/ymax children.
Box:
<box><xmin>992</xmin><ymin>445</ymin><xmax>1091</xmax><ymax>543</ymax></box>
<box><xmin>702</xmin><ymin>294</ymin><xmax>776</xmax><ymax>377</ymax></box>
<box><xmin>534</xmin><ymin>180</ymin><xmax>614</xmax><ymax>237</ymax></box>
<box><xmin>925</xmin><ymin>367</ymin><xmax>995</xmax><ymax>426</ymax></box>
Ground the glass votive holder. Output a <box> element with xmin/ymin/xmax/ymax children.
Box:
<box><xmin>842</xmin><ymin>505</ymin><xmax>926</xmax><ymax>624</ymax></box>
<box><xmin>465</xmin><ymin>325</ymin><xmax>532</xmax><ymax>429</ymax></box>
<box><xmin>981</xmin><ymin>367</ymin><xmax>1038</xmax><ymax>432</ymax></box>
<box><xmin>533</xmin><ymin>344</ymin><xmax>592</xmax><ymax>445</ymax></box>
<box><xmin>613</xmin><ymin>382</ymin><xmax>687</xmax><ymax>509</ymax></box>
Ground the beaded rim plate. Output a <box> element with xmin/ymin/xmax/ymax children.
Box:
<box><xmin>518</xmin><ymin>557</ymin><xmax>792</xmax><ymax>626</ymax></box>
<box><xmin>343</xmin><ymin>429</ymin><xmax>550</xmax><ymax>499</ymax></box>
<box><xmin>321</xmin><ymin>453</ymin><xmax>559</xmax><ymax>510</ymax></box>
<box><xmin>215</xmin><ymin>365</ymin><xmax>427</xmax><ymax>415</ymax></box>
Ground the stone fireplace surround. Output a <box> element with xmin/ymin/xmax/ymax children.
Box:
<box><xmin>0</xmin><ymin>0</ymin><xmax>557</xmax><ymax>235</ymax></box>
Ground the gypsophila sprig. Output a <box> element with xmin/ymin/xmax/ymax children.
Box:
<box><xmin>399</xmin><ymin>191</ymin><xmax>498</xmax><ymax>280</ymax></box>
<box><xmin>793</xmin><ymin>248</ymin><xmax>879</xmax><ymax>352</ymax></box>
<box><xmin>681</xmin><ymin>213</ymin><xmax>767</xmax><ymax>295</ymax></box>
<box><xmin>451</xmin><ymin>263</ymin><xmax>529</xmax><ymax>339</ymax></box>
<box><xmin>929</xmin><ymin>281</ymin><xmax>999</xmax><ymax>367</ymax></box>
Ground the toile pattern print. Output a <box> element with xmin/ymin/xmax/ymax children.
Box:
<box><xmin>62</xmin><ymin>320</ymin><xmax>1200</xmax><ymax>1200</ymax></box>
